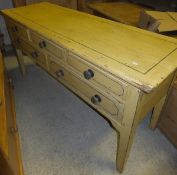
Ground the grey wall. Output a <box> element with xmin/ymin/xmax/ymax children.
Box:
<box><xmin>0</xmin><ymin>0</ymin><xmax>14</xmax><ymax>45</ymax></box>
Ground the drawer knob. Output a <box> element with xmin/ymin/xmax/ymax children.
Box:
<box><xmin>56</xmin><ymin>70</ymin><xmax>64</xmax><ymax>77</ymax></box>
<box><xmin>39</xmin><ymin>41</ymin><xmax>47</xmax><ymax>48</ymax></box>
<box><xmin>91</xmin><ymin>95</ymin><xmax>101</xmax><ymax>105</ymax></box>
<box><xmin>12</xmin><ymin>26</ymin><xmax>18</xmax><ymax>32</ymax></box>
<box><xmin>31</xmin><ymin>51</ymin><xmax>38</xmax><ymax>58</ymax></box>
<box><xmin>16</xmin><ymin>38</ymin><xmax>20</xmax><ymax>44</ymax></box>
<box><xmin>14</xmin><ymin>26</ymin><xmax>18</xmax><ymax>32</ymax></box>
<box><xmin>12</xmin><ymin>27</ymin><xmax>16</xmax><ymax>32</ymax></box>
<box><xmin>10</xmin><ymin>127</ymin><xmax>18</xmax><ymax>134</ymax></box>
<box><xmin>83</xmin><ymin>69</ymin><xmax>94</xmax><ymax>80</ymax></box>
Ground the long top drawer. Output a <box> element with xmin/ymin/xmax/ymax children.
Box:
<box><xmin>67</xmin><ymin>53</ymin><xmax>127</xmax><ymax>99</ymax></box>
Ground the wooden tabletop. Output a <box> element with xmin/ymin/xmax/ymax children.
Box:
<box><xmin>88</xmin><ymin>2</ymin><xmax>148</xmax><ymax>26</ymax></box>
<box><xmin>2</xmin><ymin>2</ymin><xmax>177</xmax><ymax>92</ymax></box>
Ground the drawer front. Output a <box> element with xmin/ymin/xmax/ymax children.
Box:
<box><xmin>67</xmin><ymin>53</ymin><xmax>127</xmax><ymax>99</ymax></box>
<box><xmin>7</xmin><ymin>19</ymin><xmax>29</xmax><ymax>41</ymax></box>
<box><xmin>19</xmin><ymin>40</ymin><xmax>48</xmax><ymax>69</ymax></box>
<box><xmin>49</xmin><ymin>58</ymin><xmax>124</xmax><ymax>121</ymax></box>
<box><xmin>30</xmin><ymin>32</ymin><xmax>64</xmax><ymax>59</ymax></box>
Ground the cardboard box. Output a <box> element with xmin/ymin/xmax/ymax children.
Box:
<box><xmin>138</xmin><ymin>11</ymin><xmax>177</xmax><ymax>32</ymax></box>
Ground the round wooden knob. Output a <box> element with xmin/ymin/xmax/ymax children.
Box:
<box><xmin>16</xmin><ymin>38</ymin><xmax>20</xmax><ymax>44</ymax></box>
<box><xmin>56</xmin><ymin>70</ymin><xmax>64</xmax><ymax>77</ymax></box>
<box><xmin>14</xmin><ymin>26</ymin><xmax>18</xmax><ymax>32</ymax></box>
<box><xmin>91</xmin><ymin>95</ymin><xmax>101</xmax><ymax>105</ymax></box>
<box><xmin>31</xmin><ymin>51</ymin><xmax>38</xmax><ymax>58</ymax></box>
<box><xmin>12</xmin><ymin>26</ymin><xmax>18</xmax><ymax>32</ymax></box>
<box><xmin>83</xmin><ymin>69</ymin><xmax>94</xmax><ymax>80</ymax></box>
<box><xmin>39</xmin><ymin>41</ymin><xmax>47</xmax><ymax>48</ymax></box>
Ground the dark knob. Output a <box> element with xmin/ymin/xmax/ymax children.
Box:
<box><xmin>39</xmin><ymin>41</ymin><xmax>46</xmax><ymax>48</ymax></box>
<box><xmin>16</xmin><ymin>38</ymin><xmax>20</xmax><ymax>44</ymax></box>
<box><xmin>31</xmin><ymin>51</ymin><xmax>38</xmax><ymax>58</ymax></box>
<box><xmin>10</xmin><ymin>127</ymin><xmax>18</xmax><ymax>134</ymax></box>
<box><xmin>91</xmin><ymin>95</ymin><xmax>101</xmax><ymax>105</ymax></box>
<box><xmin>14</xmin><ymin>26</ymin><xmax>18</xmax><ymax>32</ymax></box>
<box><xmin>12</xmin><ymin>26</ymin><xmax>18</xmax><ymax>32</ymax></box>
<box><xmin>56</xmin><ymin>70</ymin><xmax>64</xmax><ymax>77</ymax></box>
<box><xmin>12</xmin><ymin>26</ymin><xmax>16</xmax><ymax>32</ymax></box>
<box><xmin>83</xmin><ymin>69</ymin><xmax>94</xmax><ymax>80</ymax></box>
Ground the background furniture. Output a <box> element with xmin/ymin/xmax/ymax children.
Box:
<box><xmin>12</xmin><ymin>0</ymin><xmax>77</xmax><ymax>9</ymax></box>
<box><xmin>88</xmin><ymin>1</ymin><xmax>149</xmax><ymax>26</ymax></box>
<box><xmin>12</xmin><ymin>0</ymin><xmax>26</xmax><ymax>7</ymax></box>
<box><xmin>26</xmin><ymin>0</ymin><xmax>77</xmax><ymax>9</ymax></box>
<box><xmin>0</xmin><ymin>51</ymin><xmax>24</xmax><ymax>175</ymax></box>
<box><xmin>88</xmin><ymin>2</ymin><xmax>177</xmax><ymax>38</ymax></box>
<box><xmin>131</xmin><ymin>0</ymin><xmax>177</xmax><ymax>11</ymax></box>
<box><xmin>78</xmin><ymin>0</ymin><xmax>113</xmax><ymax>13</ymax></box>
<box><xmin>2</xmin><ymin>3</ymin><xmax>177</xmax><ymax>173</ymax></box>
<box><xmin>158</xmin><ymin>79</ymin><xmax>177</xmax><ymax>148</ymax></box>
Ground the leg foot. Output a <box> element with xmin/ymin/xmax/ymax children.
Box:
<box><xmin>116</xmin><ymin>128</ymin><xmax>137</xmax><ymax>173</ymax></box>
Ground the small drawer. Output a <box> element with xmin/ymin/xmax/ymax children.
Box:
<box><xmin>49</xmin><ymin>58</ymin><xmax>124</xmax><ymax>122</ymax></box>
<box><xmin>30</xmin><ymin>31</ymin><xmax>64</xmax><ymax>59</ymax></box>
<box><xmin>19</xmin><ymin>40</ymin><xmax>48</xmax><ymax>69</ymax></box>
<box><xmin>7</xmin><ymin>19</ymin><xmax>29</xmax><ymax>41</ymax></box>
<box><xmin>67</xmin><ymin>53</ymin><xmax>127</xmax><ymax>99</ymax></box>
<box><xmin>19</xmin><ymin>39</ymin><xmax>34</xmax><ymax>56</ymax></box>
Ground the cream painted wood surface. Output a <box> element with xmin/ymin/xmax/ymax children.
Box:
<box><xmin>48</xmin><ymin>58</ymin><xmax>124</xmax><ymax>120</ymax></box>
<box><xmin>2</xmin><ymin>2</ymin><xmax>177</xmax><ymax>92</ymax></box>
<box><xmin>1</xmin><ymin>2</ymin><xmax>177</xmax><ymax>173</ymax></box>
<box><xmin>30</xmin><ymin>31</ymin><xmax>64</xmax><ymax>59</ymax></box>
<box><xmin>67</xmin><ymin>53</ymin><xmax>127</xmax><ymax>99</ymax></box>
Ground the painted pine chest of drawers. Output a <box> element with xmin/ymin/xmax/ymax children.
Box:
<box><xmin>1</xmin><ymin>2</ymin><xmax>177</xmax><ymax>173</ymax></box>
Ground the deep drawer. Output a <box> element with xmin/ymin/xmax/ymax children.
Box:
<box><xmin>67</xmin><ymin>53</ymin><xmax>127</xmax><ymax>99</ymax></box>
<box><xmin>30</xmin><ymin>31</ymin><xmax>64</xmax><ymax>59</ymax></box>
<box><xmin>48</xmin><ymin>58</ymin><xmax>124</xmax><ymax>122</ymax></box>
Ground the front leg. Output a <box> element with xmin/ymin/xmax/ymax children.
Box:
<box><xmin>114</xmin><ymin>86</ymin><xmax>141</xmax><ymax>173</ymax></box>
<box><xmin>15</xmin><ymin>48</ymin><xmax>26</xmax><ymax>76</ymax></box>
<box><xmin>116</xmin><ymin>127</ymin><xmax>137</xmax><ymax>173</ymax></box>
